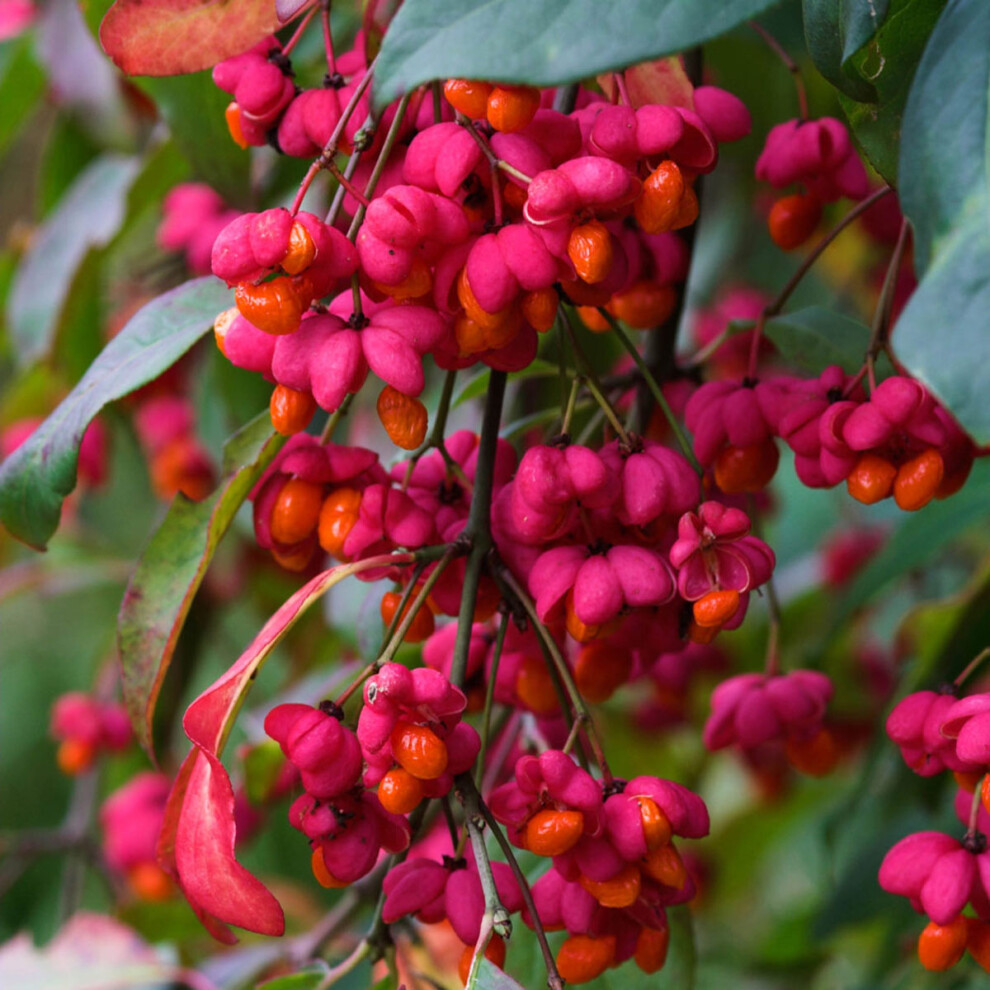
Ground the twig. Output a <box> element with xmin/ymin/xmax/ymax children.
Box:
<box><xmin>497</xmin><ymin>566</ymin><xmax>612</xmax><ymax>784</ymax></box>
<box><xmin>605</xmin><ymin>311</ymin><xmax>702</xmax><ymax>473</ymax></box>
<box><xmin>475</xmin><ymin>618</ymin><xmax>509</xmax><ymax>789</ymax></box>
<box><xmin>292</xmin><ymin>56</ymin><xmax>379</xmax><ymax>215</ymax></box>
<box><xmin>450</xmin><ymin>371</ymin><xmax>508</xmax><ymax>688</ymax></box>
<box><xmin>465</xmin><ymin>777</ymin><xmax>564</xmax><ymax>990</ymax></box>
<box><xmin>749</xmin><ymin>21</ymin><xmax>809</xmax><ymax>119</ymax></box>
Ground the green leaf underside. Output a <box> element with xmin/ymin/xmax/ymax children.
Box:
<box><xmin>0</xmin><ymin>278</ymin><xmax>232</xmax><ymax>550</ymax></box>
<box><xmin>373</xmin><ymin>0</ymin><xmax>778</xmax><ymax>109</ymax></box>
<box><xmin>895</xmin><ymin>0</ymin><xmax>990</xmax><ymax>442</ymax></box>
<box><xmin>762</xmin><ymin>306</ymin><xmax>870</xmax><ymax>375</ymax></box>
<box><xmin>118</xmin><ymin>413</ymin><xmax>285</xmax><ymax>757</ymax></box>
<box><xmin>7</xmin><ymin>155</ymin><xmax>140</xmax><ymax>366</ymax></box>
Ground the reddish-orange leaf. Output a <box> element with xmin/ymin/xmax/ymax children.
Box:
<box><xmin>100</xmin><ymin>0</ymin><xmax>281</xmax><ymax>77</ymax></box>
<box><xmin>598</xmin><ymin>56</ymin><xmax>694</xmax><ymax>109</ymax></box>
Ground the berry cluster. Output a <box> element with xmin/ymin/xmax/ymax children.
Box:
<box><xmin>881</xmin><ymin>679</ymin><xmax>990</xmax><ymax>972</ymax></box>
<box><xmin>119</xmin><ymin>10</ymin><xmax>986</xmax><ymax>987</ymax></box>
<box><xmin>50</xmin><ymin>691</ymin><xmax>132</xmax><ymax>775</ymax></box>
<box><xmin>756</xmin><ymin>116</ymin><xmax>868</xmax><ymax>249</ymax></box>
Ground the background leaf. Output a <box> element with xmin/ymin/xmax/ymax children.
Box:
<box><xmin>894</xmin><ymin>0</ymin><xmax>990</xmax><ymax>442</ymax></box>
<box><xmin>836</xmin><ymin>0</ymin><xmax>946</xmax><ymax>183</ymax></box>
<box><xmin>0</xmin><ymin>278</ymin><xmax>232</xmax><ymax>550</ymax></box>
<box><xmin>7</xmin><ymin>155</ymin><xmax>140</xmax><ymax>365</ymax></box>
<box><xmin>99</xmin><ymin>0</ymin><xmax>281</xmax><ymax>77</ymax></box>
<box><xmin>118</xmin><ymin>413</ymin><xmax>285</xmax><ymax>757</ymax></box>
<box><xmin>373</xmin><ymin>0</ymin><xmax>778</xmax><ymax>109</ymax></box>
<box><xmin>138</xmin><ymin>72</ymin><xmax>252</xmax><ymax>205</ymax></box>
<box><xmin>0</xmin><ymin>37</ymin><xmax>45</xmax><ymax>158</ymax></box>
<box><xmin>830</xmin><ymin>459</ymin><xmax>990</xmax><ymax>631</ymax></box>
<box><xmin>803</xmin><ymin>0</ymin><xmax>889</xmax><ymax>102</ymax></box>
<box><xmin>762</xmin><ymin>306</ymin><xmax>869</xmax><ymax>374</ymax></box>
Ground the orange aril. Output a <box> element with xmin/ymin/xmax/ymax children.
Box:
<box><xmin>390</xmin><ymin>721</ymin><xmax>449</xmax><ymax>780</ymax></box>
<box><xmin>224</xmin><ymin>102</ymin><xmax>248</xmax><ymax>149</ymax></box>
<box><xmin>846</xmin><ymin>453</ymin><xmax>897</xmax><ymax>505</ymax></box>
<box><xmin>768</xmin><ymin>193</ymin><xmax>822</xmax><ymax>250</ymax></box>
<box><xmin>574</xmin><ymin>641</ymin><xmax>632</xmax><ymax>703</ymax></box>
<box><xmin>515</xmin><ymin>655</ymin><xmax>559</xmax><ymax>714</ymax></box>
<box><xmin>634</xmin><ymin>926</ymin><xmax>670</xmax><ymax>974</ymax></box>
<box><xmin>127</xmin><ymin>862</ymin><xmax>174</xmax><ymax>902</ymax></box>
<box><xmin>56</xmin><ymin>738</ymin><xmax>95</xmax><ymax>776</ymax></box>
<box><xmin>555</xmin><ymin>934</ymin><xmax>616</xmax><ymax>985</ymax></box>
<box><xmin>642</xmin><ymin>843</ymin><xmax>687</xmax><ymax>889</ymax></box>
<box><xmin>311</xmin><ymin>847</ymin><xmax>348</xmax><ymax>888</ymax></box>
<box><xmin>317</xmin><ymin>487</ymin><xmax>362</xmax><ymax>558</ymax></box>
<box><xmin>785</xmin><ymin>727</ymin><xmax>840</xmax><ymax>776</ymax></box>
<box><xmin>269</xmin><ymin>478</ymin><xmax>324</xmax><ymax>545</ymax></box>
<box><xmin>579</xmin><ymin>863</ymin><xmax>642</xmax><ymax>908</ymax></box>
<box><xmin>486</xmin><ymin>85</ymin><xmax>540</xmax><ymax>132</ymax></box>
<box><xmin>893</xmin><ymin>448</ymin><xmax>944</xmax><ymax>511</ymax></box>
<box><xmin>281</xmin><ymin>221</ymin><xmax>316</xmax><ymax>275</ymax></box>
<box><xmin>636</xmin><ymin>795</ymin><xmax>672</xmax><ymax>850</ymax></box>
<box><xmin>607</xmin><ymin>281</ymin><xmax>677</xmax><ymax>329</ymax></box>
<box><xmin>377</xmin><ymin>386</ymin><xmax>428</xmax><ymax>451</ymax></box>
<box><xmin>917</xmin><ymin>916</ymin><xmax>968</xmax><ymax>971</ymax></box>
<box><xmin>444</xmin><ymin>78</ymin><xmax>493</xmax><ymax>120</ymax></box>
<box><xmin>713</xmin><ymin>439</ymin><xmax>779</xmax><ymax>493</ymax></box>
<box><xmin>235</xmin><ymin>276</ymin><xmax>305</xmax><ymax>335</ymax></box>
<box><xmin>520</xmin><ymin>288</ymin><xmax>558</xmax><ymax>332</ymax></box>
<box><xmin>380</xmin><ymin>589</ymin><xmax>435</xmax><ymax>643</ymax></box>
<box><xmin>524</xmin><ymin>808</ymin><xmax>584</xmax><ymax>857</ymax></box>
<box><xmin>633</xmin><ymin>161</ymin><xmax>685</xmax><ymax>234</ymax></box>
<box><xmin>567</xmin><ymin>220</ymin><xmax>613</xmax><ymax>285</ymax></box>
<box><xmin>692</xmin><ymin>589</ymin><xmax>741</xmax><ymax>629</ymax></box>
<box><xmin>270</xmin><ymin>384</ymin><xmax>317</xmax><ymax>436</ymax></box>
<box><xmin>377</xmin><ymin>767</ymin><xmax>424</xmax><ymax>815</ymax></box>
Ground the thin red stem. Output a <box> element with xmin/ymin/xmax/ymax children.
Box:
<box><xmin>290</xmin><ymin>56</ymin><xmax>377</xmax><ymax>215</ymax></box>
<box><xmin>282</xmin><ymin>5</ymin><xmax>318</xmax><ymax>56</ymax></box>
<box><xmin>750</xmin><ymin>21</ymin><xmax>808</xmax><ymax>120</ymax></box>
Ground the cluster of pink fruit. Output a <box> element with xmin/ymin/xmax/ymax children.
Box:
<box><xmin>880</xmin><ymin>679</ymin><xmax>990</xmax><ymax>972</ymax></box>
<box><xmin>122</xmin><ymin>10</ymin><xmax>984</xmax><ymax>988</ymax></box>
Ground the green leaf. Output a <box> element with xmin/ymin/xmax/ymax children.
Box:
<box><xmin>0</xmin><ymin>278</ymin><xmax>232</xmax><ymax>550</ymax></box>
<box><xmin>830</xmin><ymin>458</ymin><xmax>990</xmax><ymax>630</ymax></box>
<box><xmin>0</xmin><ymin>37</ymin><xmax>45</xmax><ymax>158</ymax></box>
<box><xmin>454</xmin><ymin>358</ymin><xmax>561</xmax><ymax>408</ymax></box>
<box><xmin>470</xmin><ymin>957</ymin><xmax>526</xmax><ymax>990</ymax></box>
<box><xmin>256</xmin><ymin>964</ymin><xmax>329</xmax><ymax>990</ymax></box>
<box><xmin>803</xmin><ymin>0</ymin><xmax>889</xmax><ymax>102</ymax></box>
<box><xmin>118</xmin><ymin>412</ymin><xmax>285</xmax><ymax>757</ymax></box>
<box><xmin>243</xmin><ymin>740</ymin><xmax>286</xmax><ymax>805</ymax></box>
<box><xmin>894</xmin><ymin>0</ymin><xmax>990</xmax><ymax>441</ymax></box>
<box><xmin>138</xmin><ymin>72</ymin><xmax>251</xmax><ymax>205</ymax></box>
<box><xmin>373</xmin><ymin>0</ymin><xmax>779</xmax><ymax>109</ymax></box>
<box><xmin>762</xmin><ymin>306</ymin><xmax>869</xmax><ymax>374</ymax></box>
<box><xmin>837</xmin><ymin>0</ymin><xmax>946</xmax><ymax>182</ymax></box>
<box><xmin>7</xmin><ymin>155</ymin><xmax>140</xmax><ymax>365</ymax></box>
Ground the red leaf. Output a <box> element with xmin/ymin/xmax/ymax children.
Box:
<box><xmin>157</xmin><ymin>751</ymin><xmax>239</xmax><ymax>944</ymax></box>
<box><xmin>164</xmin><ymin>553</ymin><xmax>414</xmax><ymax>939</ymax></box>
<box><xmin>599</xmin><ymin>56</ymin><xmax>695</xmax><ymax>109</ymax></box>
<box><xmin>100</xmin><ymin>0</ymin><xmax>281</xmax><ymax>77</ymax></box>
<box><xmin>176</xmin><ymin>749</ymin><xmax>285</xmax><ymax>936</ymax></box>
<box><xmin>184</xmin><ymin>554</ymin><xmax>412</xmax><ymax>753</ymax></box>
